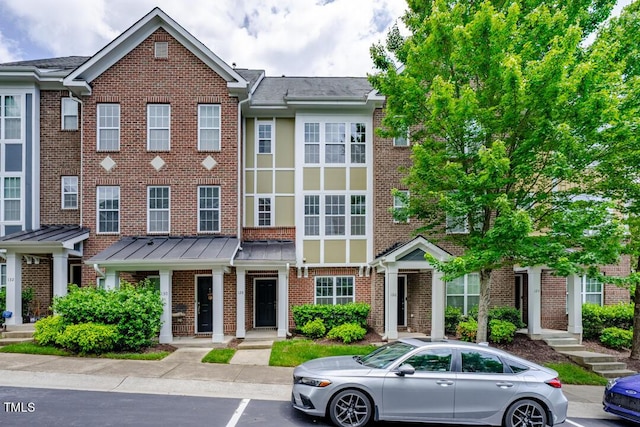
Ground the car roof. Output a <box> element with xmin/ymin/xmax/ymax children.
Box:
<box><xmin>397</xmin><ymin>338</ymin><xmax>529</xmax><ymax>361</ymax></box>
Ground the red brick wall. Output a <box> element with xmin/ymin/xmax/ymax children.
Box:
<box><xmin>80</xmin><ymin>28</ymin><xmax>240</xmax><ymax>269</ymax></box>
<box><xmin>242</xmin><ymin>227</ymin><xmax>295</xmax><ymax>241</ymax></box>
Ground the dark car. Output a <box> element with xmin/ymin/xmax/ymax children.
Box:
<box><xmin>603</xmin><ymin>374</ymin><xmax>640</xmax><ymax>423</ymax></box>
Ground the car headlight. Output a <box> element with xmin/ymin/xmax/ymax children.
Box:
<box><xmin>296</xmin><ymin>377</ymin><xmax>332</xmax><ymax>387</ymax></box>
<box><xmin>605</xmin><ymin>379</ymin><xmax>618</xmax><ymax>391</ymax></box>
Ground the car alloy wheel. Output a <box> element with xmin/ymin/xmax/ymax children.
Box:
<box><xmin>329</xmin><ymin>389</ymin><xmax>372</xmax><ymax>427</ymax></box>
<box><xmin>504</xmin><ymin>399</ymin><xmax>547</xmax><ymax>427</ymax></box>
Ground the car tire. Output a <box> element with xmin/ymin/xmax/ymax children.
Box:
<box><xmin>328</xmin><ymin>388</ymin><xmax>372</xmax><ymax>427</ymax></box>
<box><xmin>504</xmin><ymin>399</ymin><xmax>547</xmax><ymax>427</ymax></box>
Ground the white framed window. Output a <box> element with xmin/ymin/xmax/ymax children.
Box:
<box><xmin>582</xmin><ymin>276</ymin><xmax>603</xmax><ymax>305</ymax></box>
<box><xmin>257</xmin><ymin>122</ymin><xmax>273</xmax><ymax>154</ymax></box>
<box><xmin>315</xmin><ymin>276</ymin><xmax>355</xmax><ymax>305</ymax></box>
<box><xmin>304</xmin><ymin>195</ymin><xmax>320</xmax><ymax>236</ymax></box>
<box><xmin>325</xmin><ymin>123</ymin><xmax>346</xmax><ymax>163</ymax></box>
<box><xmin>61</xmin><ymin>98</ymin><xmax>78</xmax><ymax>130</ymax></box>
<box><xmin>3</xmin><ymin>177</ymin><xmax>21</xmax><ymax>221</ymax></box>
<box><xmin>350</xmin><ymin>122</ymin><xmax>366</xmax><ymax>163</ymax></box>
<box><xmin>198</xmin><ymin>105</ymin><xmax>220</xmax><ymax>151</ymax></box>
<box><xmin>350</xmin><ymin>195</ymin><xmax>366</xmax><ymax>235</ymax></box>
<box><xmin>446</xmin><ymin>211</ymin><xmax>484</xmax><ymax>234</ymax></box>
<box><xmin>0</xmin><ymin>263</ymin><xmax>6</xmax><ymax>288</ymax></box>
<box><xmin>97</xmin><ymin>104</ymin><xmax>120</xmax><ymax>151</ymax></box>
<box><xmin>257</xmin><ymin>197</ymin><xmax>272</xmax><ymax>226</ymax></box>
<box><xmin>446</xmin><ymin>273</ymin><xmax>480</xmax><ymax>315</ymax></box>
<box><xmin>304</xmin><ymin>122</ymin><xmax>320</xmax><ymax>163</ymax></box>
<box><xmin>393</xmin><ymin>190</ymin><xmax>409</xmax><ymax>223</ymax></box>
<box><xmin>198</xmin><ymin>186</ymin><xmax>220</xmax><ymax>232</ymax></box>
<box><xmin>393</xmin><ymin>130</ymin><xmax>409</xmax><ymax>147</ymax></box>
<box><xmin>61</xmin><ymin>176</ymin><xmax>78</xmax><ymax>209</ymax></box>
<box><xmin>147</xmin><ymin>104</ymin><xmax>170</xmax><ymax>151</ymax></box>
<box><xmin>2</xmin><ymin>95</ymin><xmax>21</xmax><ymax>140</ymax></box>
<box><xmin>97</xmin><ymin>186</ymin><xmax>120</xmax><ymax>233</ymax></box>
<box><xmin>148</xmin><ymin>186</ymin><xmax>170</xmax><ymax>233</ymax></box>
<box><xmin>325</xmin><ymin>195</ymin><xmax>345</xmax><ymax>235</ymax></box>
<box><xmin>154</xmin><ymin>41</ymin><xmax>168</xmax><ymax>59</ymax></box>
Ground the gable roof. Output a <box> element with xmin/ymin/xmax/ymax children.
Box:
<box><xmin>371</xmin><ymin>235</ymin><xmax>452</xmax><ymax>268</ymax></box>
<box><xmin>0</xmin><ymin>56</ymin><xmax>89</xmax><ymax>71</ymax></box>
<box><xmin>63</xmin><ymin>7</ymin><xmax>248</xmax><ymax>96</ymax></box>
<box><xmin>0</xmin><ymin>225</ymin><xmax>90</xmax><ymax>253</ymax></box>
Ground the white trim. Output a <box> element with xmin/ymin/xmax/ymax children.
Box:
<box><xmin>61</xmin><ymin>98</ymin><xmax>79</xmax><ymax>130</ymax></box>
<box><xmin>393</xmin><ymin>190</ymin><xmax>409</xmax><ymax>223</ymax></box>
<box><xmin>197</xmin><ymin>185</ymin><xmax>221</xmax><ymax>233</ymax></box>
<box><xmin>96</xmin><ymin>103</ymin><xmax>120</xmax><ymax>151</ymax></box>
<box><xmin>313</xmin><ymin>275</ymin><xmax>355</xmax><ymax>305</ymax></box>
<box><xmin>256</xmin><ymin>196</ymin><xmax>273</xmax><ymax>227</ymax></box>
<box><xmin>96</xmin><ymin>185</ymin><xmax>120</xmax><ymax>234</ymax></box>
<box><xmin>198</xmin><ymin>104</ymin><xmax>221</xmax><ymax>151</ymax></box>
<box><xmin>147</xmin><ymin>185</ymin><xmax>170</xmax><ymax>234</ymax></box>
<box><xmin>256</xmin><ymin>120</ymin><xmax>274</xmax><ymax>154</ymax></box>
<box><xmin>61</xmin><ymin>176</ymin><xmax>79</xmax><ymax>210</ymax></box>
<box><xmin>147</xmin><ymin>104</ymin><xmax>171</xmax><ymax>151</ymax></box>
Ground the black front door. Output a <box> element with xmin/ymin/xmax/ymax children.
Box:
<box><xmin>197</xmin><ymin>276</ymin><xmax>213</xmax><ymax>333</ymax></box>
<box><xmin>256</xmin><ymin>279</ymin><xmax>276</xmax><ymax>327</ymax></box>
<box><xmin>397</xmin><ymin>276</ymin><xmax>406</xmax><ymax>327</ymax></box>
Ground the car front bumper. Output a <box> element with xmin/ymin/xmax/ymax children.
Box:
<box><xmin>291</xmin><ymin>383</ymin><xmax>333</xmax><ymax>418</ymax></box>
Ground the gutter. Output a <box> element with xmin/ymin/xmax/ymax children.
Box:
<box><xmin>237</xmin><ymin>91</ymin><xmax>251</xmax><ymax>240</ymax></box>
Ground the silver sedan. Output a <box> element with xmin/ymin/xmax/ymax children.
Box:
<box><xmin>292</xmin><ymin>338</ymin><xmax>568</xmax><ymax>427</ymax></box>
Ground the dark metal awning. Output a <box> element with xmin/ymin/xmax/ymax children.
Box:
<box><xmin>87</xmin><ymin>235</ymin><xmax>240</xmax><ymax>270</ymax></box>
<box><xmin>0</xmin><ymin>225</ymin><xmax>90</xmax><ymax>253</ymax></box>
<box><xmin>234</xmin><ymin>240</ymin><xmax>296</xmax><ymax>265</ymax></box>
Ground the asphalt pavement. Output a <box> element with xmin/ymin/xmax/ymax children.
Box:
<box><xmin>0</xmin><ymin>346</ymin><xmax>620</xmax><ymax>422</ymax></box>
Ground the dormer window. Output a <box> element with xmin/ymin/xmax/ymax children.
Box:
<box><xmin>154</xmin><ymin>42</ymin><xmax>168</xmax><ymax>59</ymax></box>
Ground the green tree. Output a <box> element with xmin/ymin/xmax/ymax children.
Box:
<box><xmin>370</xmin><ymin>0</ymin><xmax>628</xmax><ymax>343</ymax></box>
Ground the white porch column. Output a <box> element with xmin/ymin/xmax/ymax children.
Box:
<box><xmin>158</xmin><ymin>269</ymin><xmax>173</xmax><ymax>344</ymax></box>
<box><xmin>277</xmin><ymin>267</ymin><xmax>289</xmax><ymax>338</ymax></box>
<box><xmin>52</xmin><ymin>250</ymin><xmax>69</xmax><ymax>298</ymax></box>
<box><xmin>212</xmin><ymin>268</ymin><xmax>225</xmax><ymax>343</ymax></box>
<box><xmin>236</xmin><ymin>267</ymin><xmax>246</xmax><ymax>339</ymax></box>
<box><xmin>386</xmin><ymin>265</ymin><xmax>399</xmax><ymax>340</ymax></box>
<box><xmin>527</xmin><ymin>267</ymin><xmax>542</xmax><ymax>336</ymax></box>
<box><xmin>566</xmin><ymin>274</ymin><xmax>583</xmax><ymax>337</ymax></box>
<box><xmin>104</xmin><ymin>269</ymin><xmax>119</xmax><ymax>290</ymax></box>
<box><xmin>5</xmin><ymin>251</ymin><xmax>22</xmax><ymax>325</ymax></box>
<box><xmin>431</xmin><ymin>270</ymin><xmax>446</xmax><ymax>340</ymax></box>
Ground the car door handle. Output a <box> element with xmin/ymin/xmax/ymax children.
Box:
<box><xmin>436</xmin><ymin>380</ymin><xmax>454</xmax><ymax>386</ymax></box>
<box><xmin>495</xmin><ymin>382</ymin><xmax>514</xmax><ymax>388</ymax></box>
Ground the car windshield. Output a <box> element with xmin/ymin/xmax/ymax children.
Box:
<box><xmin>359</xmin><ymin>342</ymin><xmax>416</xmax><ymax>369</ymax></box>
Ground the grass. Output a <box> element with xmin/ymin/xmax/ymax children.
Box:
<box><xmin>202</xmin><ymin>348</ymin><xmax>236</xmax><ymax>364</ymax></box>
<box><xmin>545</xmin><ymin>362</ymin><xmax>609</xmax><ymax>386</ymax></box>
<box><xmin>100</xmin><ymin>351</ymin><xmax>170</xmax><ymax>360</ymax></box>
<box><xmin>0</xmin><ymin>342</ymin><xmax>71</xmax><ymax>356</ymax></box>
<box><xmin>270</xmin><ymin>339</ymin><xmax>378</xmax><ymax>367</ymax></box>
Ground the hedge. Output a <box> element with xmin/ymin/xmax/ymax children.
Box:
<box><xmin>582</xmin><ymin>303</ymin><xmax>633</xmax><ymax>340</ymax></box>
<box><xmin>292</xmin><ymin>302</ymin><xmax>370</xmax><ymax>331</ymax></box>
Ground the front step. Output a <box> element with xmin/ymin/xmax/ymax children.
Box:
<box><xmin>237</xmin><ymin>340</ymin><xmax>274</xmax><ymax>350</ymax></box>
<box><xmin>593</xmin><ymin>368</ymin><xmax>637</xmax><ymax>379</ymax></box>
<box><xmin>0</xmin><ymin>337</ymin><xmax>34</xmax><ymax>346</ymax></box>
<box><xmin>2</xmin><ymin>331</ymin><xmax>35</xmax><ymax>339</ymax></box>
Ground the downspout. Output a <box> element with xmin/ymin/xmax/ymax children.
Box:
<box><xmin>378</xmin><ymin>259</ymin><xmax>389</xmax><ymax>341</ymax></box>
<box><xmin>237</xmin><ymin>94</ymin><xmax>251</xmax><ymax>240</ymax></box>
<box><xmin>68</xmin><ymin>91</ymin><xmax>83</xmax><ymax>228</ymax></box>
<box><xmin>285</xmin><ymin>262</ymin><xmax>291</xmax><ymax>336</ymax></box>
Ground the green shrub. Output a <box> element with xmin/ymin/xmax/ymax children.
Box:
<box><xmin>301</xmin><ymin>318</ymin><xmax>326</xmax><ymax>339</ymax></box>
<box><xmin>292</xmin><ymin>303</ymin><xmax>370</xmax><ymax>331</ymax></box>
<box><xmin>33</xmin><ymin>315</ymin><xmax>67</xmax><ymax>346</ymax></box>
<box><xmin>466</xmin><ymin>305</ymin><xmax>479</xmax><ymax>321</ymax></box>
<box><xmin>582</xmin><ymin>303</ymin><xmax>633</xmax><ymax>340</ymax></box>
<box><xmin>488</xmin><ymin>306</ymin><xmax>525</xmax><ymax>329</ymax></box>
<box><xmin>445</xmin><ymin>306</ymin><xmax>462</xmax><ymax>335</ymax></box>
<box><xmin>457</xmin><ymin>319</ymin><xmax>477</xmax><ymax>342</ymax></box>
<box><xmin>0</xmin><ymin>287</ymin><xmax>5</xmax><ymax>326</ymax></box>
<box><xmin>327</xmin><ymin>323</ymin><xmax>367</xmax><ymax>344</ymax></box>
<box><xmin>489</xmin><ymin>319</ymin><xmax>517</xmax><ymax>343</ymax></box>
<box><xmin>600</xmin><ymin>327</ymin><xmax>633</xmax><ymax>350</ymax></box>
<box><xmin>55</xmin><ymin>322</ymin><xmax>118</xmax><ymax>355</ymax></box>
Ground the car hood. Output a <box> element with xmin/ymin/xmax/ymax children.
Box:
<box><xmin>611</xmin><ymin>375</ymin><xmax>640</xmax><ymax>393</ymax></box>
<box><xmin>296</xmin><ymin>356</ymin><xmax>372</xmax><ymax>375</ymax></box>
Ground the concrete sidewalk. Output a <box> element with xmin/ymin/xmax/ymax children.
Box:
<box><xmin>0</xmin><ymin>347</ymin><xmax>619</xmax><ymax>421</ymax></box>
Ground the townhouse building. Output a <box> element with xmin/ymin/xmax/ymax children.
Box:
<box><xmin>0</xmin><ymin>8</ymin><xmax>628</xmax><ymax>344</ymax></box>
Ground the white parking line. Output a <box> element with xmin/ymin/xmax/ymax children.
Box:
<box><xmin>565</xmin><ymin>419</ymin><xmax>587</xmax><ymax>427</ymax></box>
<box><xmin>226</xmin><ymin>398</ymin><xmax>251</xmax><ymax>427</ymax></box>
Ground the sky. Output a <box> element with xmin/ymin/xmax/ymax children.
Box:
<box><xmin>0</xmin><ymin>0</ymin><xmax>635</xmax><ymax>77</ymax></box>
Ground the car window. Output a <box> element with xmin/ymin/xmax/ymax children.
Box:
<box><xmin>404</xmin><ymin>348</ymin><xmax>452</xmax><ymax>372</ymax></box>
<box><xmin>360</xmin><ymin>342</ymin><xmax>416</xmax><ymax>369</ymax></box>
<box><xmin>504</xmin><ymin>358</ymin><xmax>529</xmax><ymax>373</ymax></box>
<box><xmin>460</xmin><ymin>350</ymin><xmax>505</xmax><ymax>374</ymax></box>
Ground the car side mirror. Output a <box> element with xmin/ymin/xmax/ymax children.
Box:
<box><xmin>395</xmin><ymin>363</ymin><xmax>415</xmax><ymax>376</ymax></box>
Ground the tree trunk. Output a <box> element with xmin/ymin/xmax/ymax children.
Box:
<box><xmin>476</xmin><ymin>269</ymin><xmax>492</xmax><ymax>343</ymax></box>
<box><xmin>631</xmin><ymin>257</ymin><xmax>640</xmax><ymax>359</ymax></box>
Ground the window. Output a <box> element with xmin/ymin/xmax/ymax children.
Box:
<box><xmin>583</xmin><ymin>276</ymin><xmax>603</xmax><ymax>305</ymax></box>
<box><xmin>350</xmin><ymin>195</ymin><xmax>366</xmax><ymax>235</ymax></box>
<box><xmin>198</xmin><ymin>105</ymin><xmax>220</xmax><ymax>151</ymax></box>
<box><xmin>198</xmin><ymin>186</ymin><xmax>220</xmax><ymax>232</ymax></box>
<box><xmin>350</xmin><ymin>123</ymin><xmax>366</xmax><ymax>163</ymax></box>
<box><xmin>446</xmin><ymin>211</ymin><xmax>484</xmax><ymax>234</ymax></box>
<box><xmin>147</xmin><ymin>104</ymin><xmax>170</xmax><ymax>151</ymax></box>
<box><xmin>325</xmin><ymin>123</ymin><xmax>346</xmax><ymax>163</ymax></box>
<box><xmin>460</xmin><ymin>350</ymin><xmax>504</xmax><ymax>374</ymax></box>
<box><xmin>0</xmin><ymin>263</ymin><xmax>5</xmax><ymax>288</ymax></box>
<box><xmin>3</xmin><ymin>177</ymin><xmax>21</xmax><ymax>221</ymax></box>
<box><xmin>304</xmin><ymin>123</ymin><xmax>320</xmax><ymax>163</ymax></box>
<box><xmin>304</xmin><ymin>195</ymin><xmax>320</xmax><ymax>236</ymax></box>
<box><xmin>404</xmin><ymin>348</ymin><xmax>452</xmax><ymax>372</ymax></box>
<box><xmin>62</xmin><ymin>98</ymin><xmax>78</xmax><ymax>130</ymax></box>
<box><xmin>315</xmin><ymin>276</ymin><xmax>354</xmax><ymax>305</ymax></box>
<box><xmin>148</xmin><ymin>186</ymin><xmax>170</xmax><ymax>233</ymax></box>
<box><xmin>446</xmin><ymin>273</ymin><xmax>480</xmax><ymax>315</ymax></box>
<box><xmin>393</xmin><ymin>190</ymin><xmax>409</xmax><ymax>223</ymax></box>
<box><xmin>97</xmin><ymin>104</ymin><xmax>120</xmax><ymax>151</ymax></box>
<box><xmin>325</xmin><ymin>195</ymin><xmax>345</xmax><ymax>235</ymax></box>
<box><xmin>97</xmin><ymin>186</ymin><xmax>120</xmax><ymax>233</ymax></box>
<box><xmin>257</xmin><ymin>197</ymin><xmax>272</xmax><ymax>226</ymax></box>
<box><xmin>257</xmin><ymin>122</ymin><xmax>272</xmax><ymax>154</ymax></box>
<box><xmin>61</xmin><ymin>176</ymin><xmax>78</xmax><ymax>209</ymax></box>
<box><xmin>393</xmin><ymin>130</ymin><xmax>409</xmax><ymax>147</ymax></box>
<box><xmin>2</xmin><ymin>95</ymin><xmax>21</xmax><ymax>140</ymax></box>
<box><xmin>154</xmin><ymin>42</ymin><xmax>168</xmax><ymax>59</ymax></box>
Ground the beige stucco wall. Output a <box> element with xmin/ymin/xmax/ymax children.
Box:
<box><xmin>303</xmin><ymin>240</ymin><xmax>321</xmax><ymax>263</ymax></box>
<box><xmin>324</xmin><ymin>168</ymin><xmax>346</xmax><ymax>191</ymax></box>
<box><xmin>275</xmin><ymin>118</ymin><xmax>295</xmax><ymax>168</ymax></box>
<box><xmin>325</xmin><ymin>240</ymin><xmax>346</xmax><ymax>263</ymax></box>
<box><xmin>304</xmin><ymin>168</ymin><xmax>321</xmax><ymax>191</ymax></box>
<box><xmin>275</xmin><ymin>196</ymin><xmax>294</xmax><ymax>226</ymax></box>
